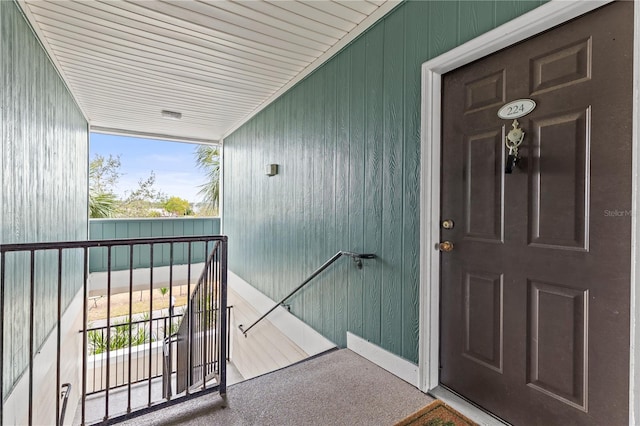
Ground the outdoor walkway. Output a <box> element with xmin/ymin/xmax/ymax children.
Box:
<box><xmin>121</xmin><ymin>349</ymin><xmax>433</xmax><ymax>425</ymax></box>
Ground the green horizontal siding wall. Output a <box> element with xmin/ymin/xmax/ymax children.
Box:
<box><xmin>88</xmin><ymin>218</ymin><xmax>221</xmax><ymax>272</ymax></box>
<box><xmin>0</xmin><ymin>1</ymin><xmax>88</xmax><ymax>396</ymax></box>
<box><xmin>224</xmin><ymin>0</ymin><xmax>545</xmax><ymax>364</ymax></box>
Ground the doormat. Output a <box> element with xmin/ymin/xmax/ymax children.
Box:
<box><xmin>395</xmin><ymin>400</ymin><xmax>477</xmax><ymax>426</ymax></box>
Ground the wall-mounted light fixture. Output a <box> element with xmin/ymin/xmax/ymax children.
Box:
<box><xmin>265</xmin><ymin>164</ymin><xmax>278</xmax><ymax>176</ymax></box>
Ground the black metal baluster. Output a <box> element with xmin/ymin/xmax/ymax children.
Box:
<box><xmin>1</xmin><ymin>251</ymin><xmax>6</xmax><ymax>426</ymax></box>
<box><xmin>220</xmin><ymin>238</ymin><xmax>228</xmax><ymax>395</ymax></box>
<box><xmin>212</xmin><ymin>244</ymin><xmax>218</xmax><ymax>377</ymax></box>
<box><xmin>82</xmin><ymin>247</ymin><xmax>88</xmax><ymax>426</ymax></box>
<box><xmin>202</xmin><ymin>245</ymin><xmax>208</xmax><ymax>390</ymax></box>
<box><xmin>186</xmin><ymin>242</ymin><xmax>192</xmax><ymax>395</ymax></box>
<box><xmin>127</xmin><ymin>243</ymin><xmax>133</xmax><ymax>413</ymax></box>
<box><xmin>148</xmin><ymin>244</ymin><xmax>154</xmax><ymax>407</ymax></box>
<box><xmin>227</xmin><ymin>306</ymin><xmax>232</xmax><ymax>361</ymax></box>
<box><xmin>167</xmin><ymin>243</ymin><xmax>174</xmax><ymax>400</ymax></box>
<box><xmin>28</xmin><ymin>250</ymin><xmax>35</xmax><ymax>426</ymax></box>
<box><xmin>212</xmin><ymin>244</ymin><xmax>216</xmax><ymax>376</ymax></box>
<box><xmin>56</xmin><ymin>249</ymin><xmax>63</xmax><ymax>426</ymax></box>
<box><xmin>104</xmin><ymin>246</ymin><xmax>112</xmax><ymax>422</ymax></box>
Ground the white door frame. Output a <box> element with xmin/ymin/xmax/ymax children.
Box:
<box><xmin>418</xmin><ymin>0</ymin><xmax>640</xmax><ymax>423</ymax></box>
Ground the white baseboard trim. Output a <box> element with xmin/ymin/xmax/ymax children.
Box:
<box><xmin>228</xmin><ymin>271</ymin><xmax>336</xmax><ymax>356</ymax></box>
<box><xmin>346</xmin><ymin>332</ymin><xmax>419</xmax><ymax>387</ymax></box>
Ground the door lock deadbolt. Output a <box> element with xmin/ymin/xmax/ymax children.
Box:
<box><xmin>442</xmin><ymin>219</ymin><xmax>454</xmax><ymax>230</ymax></box>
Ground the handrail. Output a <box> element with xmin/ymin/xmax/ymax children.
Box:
<box><xmin>238</xmin><ymin>251</ymin><xmax>375</xmax><ymax>337</ymax></box>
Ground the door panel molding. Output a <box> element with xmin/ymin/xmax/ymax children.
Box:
<box><xmin>530</xmin><ymin>37</ymin><xmax>592</xmax><ymax>95</ymax></box>
<box><xmin>527</xmin><ymin>280</ymin><xmax>589</xmax><ymax>412</ymax></box>
<box><xmin>464</xmin><ymin>70</ymin><xmax>506</xmax><ymax>114</ymax></box>
<box><xmin>418</xmin><ymin>0</ymin><xmax>640</xmax><ymax>423</ymax></box>
<box><xmin>462</xmin><ymin>269</ymin><xmax>504</xmax><ymax>373</ymax></box>
<box><xmin>528</xmin><ymin>108</ymin><xmax>591</xmax><ymax>252</ymax></box>
<box><xmin>463</xmin><ymin>129</ymin><xmax>505</xmax><ymax>243</ymax></box>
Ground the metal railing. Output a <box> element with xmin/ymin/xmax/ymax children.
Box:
<box><xmin>174</xmin><ymin>241</ymin><xmax>227</xmax><ymax>397</ymax></box>
<box><xmin>0</xmin><ymin>235</ymin><xmax>227</xmax><ymax>426</ymax></box>
<box><xmin>86</xmin><ymin>313</ymin><xmax>183</xmax><ymax>394</ymax></box>
<box><xmin>238</xmin><ymin>251</ymin><xmax>375</xmax><ymax>337</ymax></box>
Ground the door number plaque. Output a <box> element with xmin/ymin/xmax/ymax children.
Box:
<box><xmin>497</xmin><ymin>99</ymin><xmax>536</xmax><ymax>119</ymax></box>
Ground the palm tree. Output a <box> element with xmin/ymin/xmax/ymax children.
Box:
<box><xmin>89</xmin><ymin>155</ymin><xmax>120</xmax><ymax>218</ymax></box>
<box><xmin>194</xmin><ymin>145</ymin><xmax>220</xmax><ymax>216</ymax></box>
<box><xmin>89</xmin><ymin>190</ymin><xmax>119</xmax><ymax>218</ymax></box>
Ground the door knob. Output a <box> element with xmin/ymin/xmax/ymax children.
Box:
<box><xmin>439</xmin><ymin>241</ymin><xmax>454</xmax><ymax>252</ymax></box>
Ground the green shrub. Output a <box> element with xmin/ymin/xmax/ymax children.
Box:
<box><xmin>87</xmin><ymin>317</ymin><xmax>154</xmax><ymax>355</ymax></box>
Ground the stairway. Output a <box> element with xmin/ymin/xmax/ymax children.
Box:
<box><xmin>123</xmin><ymin>349</ymin><xmax>433</xmax><ymax>425</ymax></box>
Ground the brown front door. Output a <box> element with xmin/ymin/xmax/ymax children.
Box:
<box><xmin>440</xmin><ymin>2</ymin><xmax>633</xmax><ymax>425</ymax></box>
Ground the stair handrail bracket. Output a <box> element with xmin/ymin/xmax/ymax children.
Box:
<box><xmin>238</xmin><ymin>251</ymin><xmax>375</xmax><ymax>337</ymax></box>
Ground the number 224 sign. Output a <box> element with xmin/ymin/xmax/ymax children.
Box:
<box><xmin>497</xmin><ymin>99</ymin><xmax>536</xmax><ymax>119</ymax></box>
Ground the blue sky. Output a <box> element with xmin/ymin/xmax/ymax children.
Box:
<box><xmin>90</xmin><ymin>133</ymin><xmax>208</xmax><ymax>203</ymax></box>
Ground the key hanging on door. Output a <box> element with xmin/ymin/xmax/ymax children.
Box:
<box><xmin>506</xmin><ymin>147</ymin><xmax>519</xmax><ymax>174</ymax></box>
<box><xmin>505</xmin><ymin>119</ymin><xmax>525</xmax><ymax>174</ymax></box>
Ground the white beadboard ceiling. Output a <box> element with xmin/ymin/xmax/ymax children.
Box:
<box><xmin>19</xmin><ymin>0</ymin><xmax>400</xmax><ymax>144</ymax></box>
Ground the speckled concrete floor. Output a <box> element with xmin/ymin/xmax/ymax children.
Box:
<box><xmin>121</xmin><ymin>349</ymin><xmax>434</xmax><ymax>426</ymax></box>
